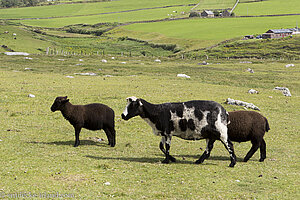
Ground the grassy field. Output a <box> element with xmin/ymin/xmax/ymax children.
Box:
<box><xmin>0</xmin><ymin>22</ymin><xmax>175</xmax><ymax>56</ymax></box>
<box><xmin>18</xmin><ymin>6</ymin><xmax>192</xmax><ymax>28</ymax></box>
<box><xmin>113</xmin><ymin>15</ymin><xmax>300</xmax><ymax>50</ymax></box>
<box><xmin>235</xmin><ymin>0</ymin><xmax>300</xmax><ymax>16</ymax></box>
<box><xmin>0</xmin><ymin>0</ymin><xmax>198</xmax><ymax>19</ymax></box>
<box><xmin>0</xmin><ymin>54</ymin><xmax>299</xmax><ymax>199</ymax></box>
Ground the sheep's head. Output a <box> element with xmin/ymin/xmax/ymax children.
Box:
<box><xmin>51</xmin><ymin>96</ymin><xmax>69</xmax><ymax>112</ymax></box>
<box><xmin>121</xmin><ymin>96</ymin><xmax>143</xmax><ymax>120</ymax></box>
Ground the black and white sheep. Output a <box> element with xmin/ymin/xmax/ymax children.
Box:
<box><xmin>121</xmin><ymin>97</ymin><xmax>237</xmax><ymax>167</ymax></box>
<box><xmin>50</xmin><ymin>96</ymin><xmax>116</xmax><ymax>147</ymax></box>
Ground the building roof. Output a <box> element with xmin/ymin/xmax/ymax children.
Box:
<box><xmin>266</xmin><ymin>29</ymin><xmax>293</xmax><ymax>34</ymax></box>
<box><xmin>202</xmin><ymin>10</ymin><xmax>214</xmax><ymax>15</ymax></box>
<box><xmin>289</xmin><ymin>27</ymin><xmax>300</xmax><ymax>32</ymax></box>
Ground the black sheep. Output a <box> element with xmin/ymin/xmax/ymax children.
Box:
<box><xmin>228</xmin><ymin>110</ymin><xmax>270</xmax><ymax>162</ymax></box>
<box><xmin>51</xmin><ymin>96</ymin><xmax>116</xmax><ymax>147</ymax></box>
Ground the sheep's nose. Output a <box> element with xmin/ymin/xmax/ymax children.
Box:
<box><xmin>121</xmin><ymin>113</ymin><xmax>125</xmax><ymax>119</ymax></box>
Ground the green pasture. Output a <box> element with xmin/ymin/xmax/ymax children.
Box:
<box><xmin>114</xmin><ymin>15</ymin><xmax>300</xmax><ymax>50</ymax></box>
<box><xmin>0</xmin><ymin>0</ymin><xmax>198</xmax><ymax>20</ymax></box>
<box><xmin>235</xmin><ymin>0</ymin><xmax>300</xmax><ymax>16</ymax></box>
<box><xmin>0</xmin><ymin>54</ymin><xmax>299</xmax><ymax>199</ymax></box>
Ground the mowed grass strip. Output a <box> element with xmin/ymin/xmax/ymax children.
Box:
<box><xmin>0</xmin><ymin>54</ymin><xmax>299</xmax><ymax>199</ymax></box>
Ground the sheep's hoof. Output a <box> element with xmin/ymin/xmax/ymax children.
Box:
<box><xmin>169</xmin><ymin>156</ymin><xmax>176</xmax><ymax>162</ymax></box>
<box><xmin>229</xmin><ymin>162</ymin><xmax>236</xmax><ymax>167</ymax></box>
<box><xmin>74</xmin><ymin>143</ymin><xmax>80</xmax><ymax>147</ymax></box>
<box><xmin>161</xmin><ymin>159</ymin><xmax>170</xmax><ymax>164</ymax></box>
<box><xmin>195</xmin><ymin>159</ymin><xmax>204</xmax><ymax>164</ymax></box>
<box><xmin>259</xmin><ymin>158</ymin><xmax>265</xmax><ymax>162</ymax></box>
<box><xmin>110</xmin><ymin>143</ymin><xmax>115</xmax><ymax>147</ymax></box>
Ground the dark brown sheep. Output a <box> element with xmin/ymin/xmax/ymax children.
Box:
<box><xmin>51</xmin><ymin>96</ymin><xmax>116</xmax><ymax>147</ymax></box>
<box><xmin>228</xmin><ymin>110</ymin><xmax>270</xmax><ymax>162</ymax></box>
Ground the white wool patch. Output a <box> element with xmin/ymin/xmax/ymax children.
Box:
<box><xmin>215</xmin><ymin>109</ymin><xmax>230</xmax><ymax>151</ymax></box>
<box><xmin>170</xmin><ymin>105</ymin><xmax>209</xmax><ymax>140</ymax></box>
<box><xmin>126</xmin><ymin>96</ymin><xmax>138</xmax><ymax>102</ymax></box>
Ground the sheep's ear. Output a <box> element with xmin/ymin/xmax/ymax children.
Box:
<box><xmin>62</xmin><ymin>98</ymin><xmax>69</xmax><ymax>103</ymax></box>
<box><xmin>137</xmin><ymin>99</ymin><xmax>143</xmax><ymax>106</ymax></box>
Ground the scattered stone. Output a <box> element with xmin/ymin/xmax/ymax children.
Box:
<box><xmin>240</xmin><ymin>61</ymin><xmax>252</xmax><ymax>64</ymax></box>
<box><xmin>65</xmin><ymin>76</ymin><xmax>74</xmax><ymax>78</ymax></box>
<box><xmin>198</xmin><ymin>61</ymin><xmax>208</xmax><ymax>65</ymax></box>
<box><xmin>285</xmin><ymin>64</ymin><xmax>294</xmax><ymax>68</ymax></box>
<box><xmin>0</xmin><ymin>139</ymin><xmax>2</xmax><ymax>142</ymax></box>
<box><xmin>74</xmin><ymin>72</ymin><xmax>97</xmax><ymax>76</ymax></box>
<box><xmin>24</xmin><ymin>68</ymin><xmax>32</xmax><ymax>70</ymax></box>
<box><xmin>246</xmin><ymin>68</ymin><xmax>254</xmax><ymax>73</ymax></box>
<box><xmin>273</xmin><ymin>87</ymin><xmax>291</xmax><ymax>97</ymax></box>
<box><xmin>226</xmin><ymin>98</ymin><xmax>260</xmax><ymax>110</ymax></box>
<box><xmin>101</xmin><ymin>59</ymin><xmax>107</xmax><ymax>63</ymax></box>
<box><xmin>24</xmin><ymin>57</ymin><xmax>33</xmax><ymax>60</ymax></box>
<box><xmin>111</xmin><ymin>57</ymin><xmax>115</xmax><ymax>60</ymax></box>
<box><xmin>103</xmin><ymin>75</ymin><xmax>113</xmax><ymax>77</ymax></box>
<box><xmin>121</xmin><ymin>62</ymin><xmax>126</xmax><ymax>64</ymax></box>
<box><xmin>75</xmin><ymin>63</ymin><xmax>83</xmax><ymax>66</ymax></box>
<box><xmin>79</xmin><ymin>59</ymin><xmax>83</xmax><ymax>62</ymax></box>
<box><xmin>235</xmin><ymin>180</ymin><xmax>240</xmax><ymax>182</ymax></box>
<box><xmin>58</xmin><ymin>59</ymin><xmax>65</xmax><ymax>61</ymax></box>
<box><xmin>268</xmin><ymin>96</ymin><xmax>273</xmax><ymax>98</ymax></box>
<box><xmin>177</xmin><ymin>74</ymin><xmax>191</xmax><ymax>78</ymax></box>
<box><xmin>154</xmin><ymin>59</ymin><xmax>161</xmax><ymax>63</ymax></box>
<box><xmin>28</xmin><ymin>94</ymin><xmax>35</xmax><ymax>98</ymax></box>
<box><xmin>248</xmin><ymin>89</ymin><xmax>259</xmax><ymax>94</ymax></box>
<box><xmin>4</xmin><ymin>52</ymin><xmax>29</xmax><ymax>56</ymax></box>
<box><xmin>104</xmin><ymin>182</ymin><xmax>111</xmax><ymax>186</ymax></box>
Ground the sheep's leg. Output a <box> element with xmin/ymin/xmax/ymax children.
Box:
<box><xmin>195</xmin><ymin>139</ymin><xmax>215</xmax><ymax>164</ymax></box>
<box><xmin>244</xmin><ymin>140</ymin><xmax>260</xmax><ymax>162</ymax></box>
<box><xmin>103</xmin><ymin>127</ymin><xmax>116</xmax><ymax>147</ymax></box>
<box><xmin>159</xmin><ymin>137</ymin><xmax>176</xmax><ymax>162</ymax></box>
<box><xmin>109</xmin><ymin>127</ymin><xmax>116</xmax><ymax>147</ymax></box>
<box><xmin>219</xmin><ymin>137</ymin><xmax>236</xmax><ymax>167</ymax></box>
<box><xmin>259</xmin><ymin>139</ymin><xmax>266</xmax><ymax>162</ymax></box>
<box><xmin>161</xmin><ymin>135</ymin><xmax>174</xmax><ymax>164</ymax></box>
<box><xmin>74</xmin><ymin>126</ymin><xmax>81</xmax><ymax>147</ymax></box>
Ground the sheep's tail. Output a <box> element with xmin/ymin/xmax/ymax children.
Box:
<box><xmin>264</xmin><ymin>117</ymin><xmax>270</xmax><ymax>132</ymax></box>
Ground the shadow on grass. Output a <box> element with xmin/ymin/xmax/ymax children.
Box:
<box><xmin>85</xmin><ymin>155</ymin><xmax>217</xmax><ymax>165</ymax></box>
<box><xmin>178</xmin><ymin>154</ymin><xmax>244</xmax><ymax>162</ymax></box>
<box><xmin>28</xmin><ymin>140</ymin><xmax>109</xmax><ymax>147</ymax></box>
